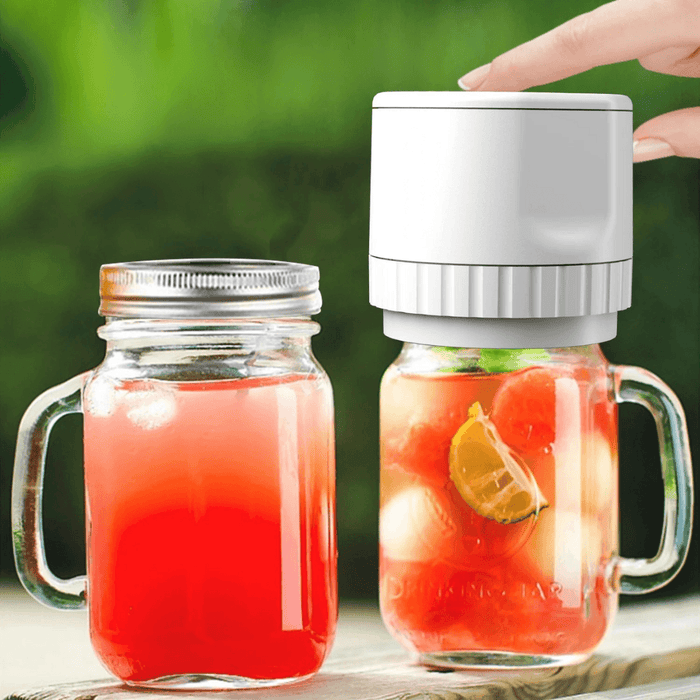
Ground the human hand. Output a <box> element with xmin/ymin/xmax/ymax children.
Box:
<box><xmin>457</xmin><ymin>0</ymin><xmax>700</xmax><ymax>163</ymax></box>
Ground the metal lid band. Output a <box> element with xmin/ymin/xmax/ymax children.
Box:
<box><xmin>99</xmin><ymin>259</ymin><xmax>322</xmax><ymax>318</ymax></box>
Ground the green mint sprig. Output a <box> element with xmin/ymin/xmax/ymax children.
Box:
<box><xmin>477</xmin><ymin>348</ymin><xmax>550</xmax><ymax>373</ymax></box>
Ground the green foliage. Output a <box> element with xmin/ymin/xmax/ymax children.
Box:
<box><xmin>1</xmin><ymin>0</ymin><xmax>697</xmax><ymax>211</ymax></box>
<box><xmin>0</xmin><ymin>0</ymin><xmax>697</xmax><ymax>598</ymax></box>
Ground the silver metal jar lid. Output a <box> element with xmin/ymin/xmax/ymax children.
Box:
<box><xmin>99</xmin><ymin>259</ymin><xmax>322</xmax><ymax>318</ymax></box>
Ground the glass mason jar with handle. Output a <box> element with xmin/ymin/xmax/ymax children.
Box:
<box><xmin>12</xmin><ymin>259</ymin><xmax>337</xmax><ymax>689</ymax></box>
<box><xmin>378</xmin><ymin>342</ymin><xmax>692</xmax><ymax>667</ymax></box>
<box><xmin>369</xmin><ymin>92</ymin><xmax>694</xmax><ymax>668</ymax></box>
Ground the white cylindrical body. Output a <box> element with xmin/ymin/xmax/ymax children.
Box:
<box><xmin>368</xmin><ymin>92</ymin><xmax>633</xmax><ymax>348</ymax></box>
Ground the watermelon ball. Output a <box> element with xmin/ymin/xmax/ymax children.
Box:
<box><xmin>490</xmin><ymin>367</ymin><xmax>571</xmax><ymax>460</ymax></box>
<box><xmin>392</xmin><ymin>421</ymin><xmax>453</xmax><ymax>485</ymax></box>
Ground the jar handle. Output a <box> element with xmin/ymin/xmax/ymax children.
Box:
<box><xmin>610</xmin><ymin>365</ymin><xmax>694</xmax><ymax>594</ymax></box>
<box><xmin>12</xmin><ymin>373</ymin><xmax>89</xmax><ymax>609</ymax></box>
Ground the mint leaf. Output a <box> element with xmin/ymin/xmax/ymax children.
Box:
<box><xmin>477</xmin><ymin>348</ymin><xmax>550</xmax><ymax>373</ymax></box>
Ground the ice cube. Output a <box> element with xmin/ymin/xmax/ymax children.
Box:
<box><xmin>85</xmin><ymin>376</ymin><xmax>122</xmax><ymax>418</ymax></box>
<box><xmin>380</xmin><ymin>485</ymin><xmax>458</xmax><ymax>563</ymax></box>
<box><xmin>520</xmin><ymin>508</ymin><xmax>604</xmax><ymax>601</ymax></box>
<box><xmin>124</xmin><ymin>387</ymin><xmax>177</xmax><ymax>430</ymax></box>
<box><xmin>583</xmin><ymin>431</ymin><xmax>615</xmax><ymax>515</ymax></box>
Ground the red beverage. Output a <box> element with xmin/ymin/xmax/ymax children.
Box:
<box><xmin>84</xmin><ymin>375</ymin><xmax>336</xmax><ymax>683</ymax></box>
<box><xmin>379</xmin><ymin>363</ymin><xmax>618</xmax><ymax>664</ymax></box>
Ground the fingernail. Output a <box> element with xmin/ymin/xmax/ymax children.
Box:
<box><xmin>458</xmin><ymin>63</ymin><xmax>491</xmax><ymax>91</ymax></box>
<box><xmin>633</xmin><ymin>138</ymin><xmax>675</xmax><ymax>163</ymax></box>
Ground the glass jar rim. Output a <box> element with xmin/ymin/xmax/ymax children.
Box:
<box><xmin>99</xmin><ymin>259</ymin><xmax>322</xmax><ymax>319</ymax></box>
<box><xmin>97</xmin><ymin>317</ymin><xmax>320</xmax><ymax>341</ymax></box>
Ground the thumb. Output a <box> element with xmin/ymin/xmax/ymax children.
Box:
<box><xmin>633</xmin><ymin>107</ymin><xmax>700</xmax><ymax>163</ymax></box>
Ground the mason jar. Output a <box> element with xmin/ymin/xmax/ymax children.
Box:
<box><xmin>12</xmin><ymin>259</ymin><xmax>337</xmax><ymax>689</ymax></box>
<box><xmin>378</xmin><ymin>342</ymin><xmax>692</xmax><ymax>667</ymax></box>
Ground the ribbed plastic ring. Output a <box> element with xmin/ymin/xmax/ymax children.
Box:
<box><xmin>369</xmin><ymin>257</ymin><xmax>632</xmax><ymax>319</ymax></box>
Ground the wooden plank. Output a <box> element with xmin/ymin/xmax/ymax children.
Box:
<box><xmin>3</xmin><ymin>596</ymin><xmax>699</xmax><ymax>700</ymax></box>
<box><xmin>566</xmin><ymin>676</ymin><xmax>700</xmax><ymax>699</ymax></box>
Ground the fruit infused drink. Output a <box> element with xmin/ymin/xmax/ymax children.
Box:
<box><xmin>84</xmin><ymin>374</ymin><xmax>336</xmax><ymax>684</ymax></box>
<box><xmin>379</xmin><ymin>346</ymin><xmax>618</xmax><ymax>666</ymax></box>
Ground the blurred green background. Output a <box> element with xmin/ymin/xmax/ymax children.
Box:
<box><xmin>1</xmin><ymin>0</ymin><xmax>697</xmax><ymax>601</ymax></box>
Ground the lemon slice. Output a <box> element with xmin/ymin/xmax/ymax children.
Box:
<box><xmin>449</xmin><ymin>402</ymin><xmax>548</xmax><ymax>524</ymax></box>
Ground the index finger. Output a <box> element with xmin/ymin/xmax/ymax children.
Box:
<box><xmin>459</xmin><ymin>0</ymin><xmax>694</xmax><ymax>91</ymax></box>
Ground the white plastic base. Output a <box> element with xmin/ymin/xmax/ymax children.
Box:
<box><xmin>383</xmin><ymin>310</ymin><xmax>618</xmax><ymax>349</ymax></box>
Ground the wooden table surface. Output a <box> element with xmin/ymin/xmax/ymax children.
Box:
<box><xmin>2</xmin><ymin>583</ymin><xmax>699</xmax><ymax>700</ymax></box>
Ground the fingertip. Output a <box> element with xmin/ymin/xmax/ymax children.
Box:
<box><xmin>633</xmin><ymin>138</ymin><xmax>675</xmax><ymax>163</ymax></box>
<box><xmin>457</xmin><ymin>63</ymin><xmax>491</xmax><ymax>91</ymax></box>
<box><xmin>633</xmin><ymin>108</ymin><xmax>700</xmax><ymax>160</ymax></box>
